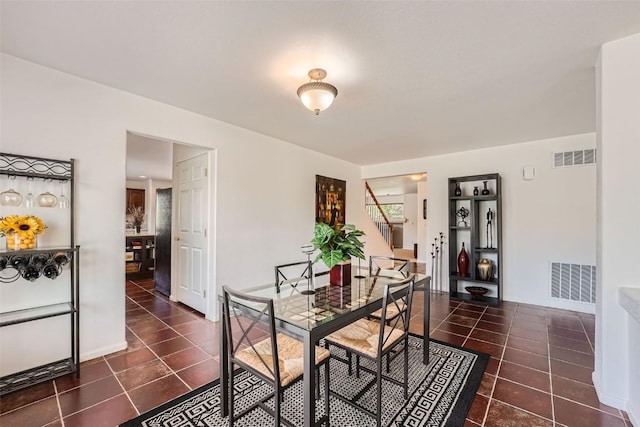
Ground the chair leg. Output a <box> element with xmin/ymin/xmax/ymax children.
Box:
<box><xmin>275</xmin><ymin>384</ymin><xmax>281</xmax><ymax>427</ymax></box>
<box><xmin>324</xmin><ymin>361</ymin><xmax>330</xmax><ymax>426</ymax></box>
<box><xmin>228</xmin><ymin>362</ymin><xmax>235</xmax><ymax>427</ymax></box>
<box><xmin>376</xmin><ymin>359</ymin><xmax>383</xmax><ymax>427</ymax></box>
<box><xmin>316</xmin><ymin>369</ymin><xmax>320</xmax><ymax>399</ymax></box>
<box><xmin>356</xmin><ymin>354</ymin><xmax>361</xmax><ymax>378</ymax></box>
<box><xmin>404</xmin><ymin>337</ymin><xmax>409</xmax><ymax>399</ymax></box>
<box><xmin>348</xmin><ymin>351</ymin><xmax>353</xmax><ymax>376</ymax></box>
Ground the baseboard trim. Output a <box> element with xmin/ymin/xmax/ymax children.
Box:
<box><xmin>628</xmin><ymin>407</ymin><xmax>639</xmax><ymax>427</ymax></box>
<box><xmin>592</xmin><ymin>371</ymin><xmax>628</xmax><ymax>410</ymax></box>
<box><xmin>81</xmin><ymin>341</ymin><xmax>127</xmax><ymax>362</ymax></box>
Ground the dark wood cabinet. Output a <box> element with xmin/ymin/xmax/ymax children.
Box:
<box><xmin>126</xmin><ymin>188</ymin><xmax>145</xmax><ymax>213</ymax></box>
<box><xmin>448</xmin><ymin>173</ymin><xmax>502</xmax><ymax>306</ymax></box>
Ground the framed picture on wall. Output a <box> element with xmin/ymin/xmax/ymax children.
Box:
<box><xmin>315</xmin><ymin>175</ymin><xmax>346</xmax><ymax>227</ymax></box>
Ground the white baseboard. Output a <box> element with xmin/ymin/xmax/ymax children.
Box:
<box><xmin>80</xmin><ymin>341</ymin><xmax>127</xmax><ymax>362</ymax></box>
<box><xmin>628</xmin><ymin>407</ymin><xmax>639</xmax><ymax>427</ymax></box>
<box><xmin>592</xmin><ymin>371</ymin><xmax>628</xmax><ymax>410</ymax></box>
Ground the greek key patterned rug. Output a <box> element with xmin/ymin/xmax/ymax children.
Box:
<box><xmin>121</xmin><ymin>336</ymin><xmax>488</xmax><ymax>427</ymax></box>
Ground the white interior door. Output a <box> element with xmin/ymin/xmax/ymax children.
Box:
<box><xmin>176</xmin><ymin>153</ymin><xmax>208</xmax><ymax>313</ymax></box>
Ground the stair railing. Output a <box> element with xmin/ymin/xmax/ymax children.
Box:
<box><xmin>364</xmin><ymin>182</ymin><xmax>394</xmax><ymax>249</ymax></box>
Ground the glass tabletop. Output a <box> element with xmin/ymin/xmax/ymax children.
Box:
<box><xmin>236</xmin><ymin>270</ymin><xmax>417</xmax><ymax>332</ymax></box>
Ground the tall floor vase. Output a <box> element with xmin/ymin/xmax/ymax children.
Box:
<box><xmin>457</xmin><ymin>243</ymin><xmax>469</xmax><ymax>277</ymax></box>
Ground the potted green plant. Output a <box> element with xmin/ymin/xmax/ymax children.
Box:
<box><xmin>311</xmin><ymin>222</ymin><xmax>365</xmax><ymax>286</ymax></box>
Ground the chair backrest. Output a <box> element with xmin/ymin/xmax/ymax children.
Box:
<box><xmin>377</xmin><ymin>276</ymin><xmax>415</xmax><ymax>349</ymax></box>
<box><xmin>369</xmin><ymin>256</ymin><xmax>410</xmax><ymax>278</ymax></box>
<box><xmin>222</xmin><ymin>285</ymin><xmax>280</xmax><ymax>382</ymax></box>
<box><xmin>274</xmin><ymin>260</ymin><xmax>313</xmax><ymax>293</ymax></box>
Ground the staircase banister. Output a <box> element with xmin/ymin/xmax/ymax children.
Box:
<box><xmin>364</xmin><ymin>182</ymin><xmax>394</xmax><ymax>233</ymax></box>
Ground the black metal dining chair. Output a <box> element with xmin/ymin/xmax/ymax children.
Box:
<box><xmin>222</xmin><ymin>286</ymin><xmax>330</xmax><ymax>427</ymax></box>
<box><xmin>274</xmin><ymin>260</ymin><xmax>313</xmax><ymax>294</ymax></box>
<box><xmin>323</xmin><ymin>276</ymin><xmax>415</xmax><ymax>427</ymax></box>
<box><xmin>369</xmin><ymin>255</ymin><xmax>410</xmax><ymax>279</ymax></box>
<box><xmin>368</xmin><ymin>256</ymin><xmax>410</xmax><ymax>324</ymax></box>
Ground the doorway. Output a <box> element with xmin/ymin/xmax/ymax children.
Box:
<box><xmin>365</xmin><ymin>173</ymin><xmax>427</xmax><ymax>262</ymax></box>
<box><xmin>126</xmin><ymin>133</ymin><xmax>213</xmax><ymax>316</ymax></box>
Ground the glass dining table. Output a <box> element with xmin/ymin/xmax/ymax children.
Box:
<box><xmin>218</xmin><ymin>269</ymin><xmax>431</xmax><ymax>427</ymax></box>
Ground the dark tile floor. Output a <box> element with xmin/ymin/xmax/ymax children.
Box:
<box><xmin>0</xmin><ymin>278</ymin><xmax>632</xmax><ymax>427</ymax></box>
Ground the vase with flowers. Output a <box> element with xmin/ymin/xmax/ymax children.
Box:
<box><xmin>0</xmin><ymin>214</ymin><xmax>47</xmax><ymax>250</ymax></box>
<box><xmin>128</xmin><ymin>206</ymin><xmax>145</xmax><ymax>234</ymax></box>
<box><xmin>311</xmin><ymin>223</ymin><xmax>365</xmax><ymax>287</ymax></box>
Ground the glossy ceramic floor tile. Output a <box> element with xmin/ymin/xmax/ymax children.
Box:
<box><xmin>0</xmin><ymin>276</ymin><xmax>632</xmax><ymax>427</ymax></box>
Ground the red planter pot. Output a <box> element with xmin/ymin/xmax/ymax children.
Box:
<box><xmin>329</xmin><ymin>261</ymin><xmax>351</xmax><ymax>287</ymax></box>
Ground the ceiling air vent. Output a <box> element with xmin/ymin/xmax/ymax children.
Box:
<box><xmin>553</xmin><ymin>149</ymin><xmax>596</xmax><ymax>168</ymax></box>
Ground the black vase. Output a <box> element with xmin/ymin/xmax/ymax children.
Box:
<box><xmin>473</xmin><ymin>187</ymin><xmax>479</xmax><ymax>196</ymax></box>
<box><xmin>481</xmin><ymin>181</ymin><xmax>490</xmax><ymax>195</ymax></box>
<box><xmin>454</xmin><ymin>183</ymin><xmax>462</xmax><ymax>197</ymax></box>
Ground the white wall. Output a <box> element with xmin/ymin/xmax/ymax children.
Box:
<box><xmin>594</xmin><ymin>33</ymin><xmax>640</xmax><ymax>418</ymax></box>
<box><xmin>364</xmin><ymin>132</ymin><xmax>597</xmax><ymax>313</ymax></box>
<box><xmin>0</xmin><ymin>54</ymin><xmax>365</xmax><ymax>374</ymax></box>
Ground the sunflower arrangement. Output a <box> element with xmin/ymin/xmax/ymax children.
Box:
<box><xmin>0</xmin><ymin>215</ymin><xmax>47</xmax><ymax>249</ymax></box>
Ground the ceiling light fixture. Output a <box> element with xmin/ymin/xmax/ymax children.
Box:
<box><xmin>297</xmin><ymin>68</ymin><xmax>338</xmax><ymax>115</ymax></box>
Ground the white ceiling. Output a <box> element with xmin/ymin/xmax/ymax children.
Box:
<box><xmin>126</xmin><ymin>133</ymin><xmax>173</xmax><ymax>181</ymax></box>
<box><xmin>2</xmin><ymin>1</ymin><xmax>640</xmax><ymax>166</ymax></box>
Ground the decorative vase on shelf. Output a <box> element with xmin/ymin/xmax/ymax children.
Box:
<box><xmin>5</xmin><ymin>232</ymin><xmax>37</xmax><ymax>250</ymax></box>
<box><xmin>481</xmin><ymin>181</ymin><xmax>490</xmax><ymax>195</ymax></box>
<box><xmin>135</xmin><ymin>224</ymin><xmax>141</xmax><ymax>234</ymax></box>
<box><xmin>477</xmin><ymin>259</ymin><xmax>493</xmax><ymax>281</ymax></box>
<box><xmin>454</xmin><ymin>183</ymin><xmax>462</xmax><ymax>197</ymax></box>
<box><xmin>329</xmin><ymin>261</ymin><xmax>351</xmax><ymax>287</ymax></box>
<box><xmin>457</xmin><ymin>243</ymin><xmax>469</xmax><ymax>276</ymax></box>
<box><xmin>473</xmin><ymin>187</ymin><xmax>479</xmax><ymax>196</ymax></box>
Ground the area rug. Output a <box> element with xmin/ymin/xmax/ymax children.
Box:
<box><xmin>121</xmin><ymin>335</ymin><xmax>488</xmax><ymax>427</ymax></box>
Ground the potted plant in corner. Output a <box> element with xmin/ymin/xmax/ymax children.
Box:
<box><xmin>311</xmin><ymin>222</ymin><xmax>365</xmax><ymax>286</ymax></box>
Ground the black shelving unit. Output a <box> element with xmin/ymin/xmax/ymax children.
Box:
<box><xmin>448</xmin><ymin>173</ymin><xmax>502</xmax><ymax>306</ymax></box>
<box><xmin>125</xmin><ymin>235</ymin><xmax>155</xmax><ymax>279</ymax></box>
<box><xmin>0</xmin><ymin>153</ymin><xmax>80</xmax><ymax>396</ymax></box>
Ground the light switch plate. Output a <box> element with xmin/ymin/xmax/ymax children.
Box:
<box><xmin>523</xmin><ymin>165</ymin><xmax>535</xmax><ymax>180</ymax></box>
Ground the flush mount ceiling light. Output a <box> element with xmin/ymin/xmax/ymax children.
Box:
<box><xmin>297</xmin><ymin>68</ymin><xmax>338</xmax><ymax>115</ymax></box>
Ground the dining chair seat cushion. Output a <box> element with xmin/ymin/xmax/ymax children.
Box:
<box><xmin>326</xmin><ymin>318</ymin><xmax>405</xmax><ymax>358</ymax></box>
<box><xmin>235</xmin><ymin>332</ymin><xmax>330</xmax><ymax>387</ymax></box>
<box><xmin>369</xmin><ymin>302</ymin><xmax>407</xmax><ymax>322</ymax></box>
